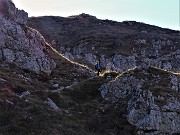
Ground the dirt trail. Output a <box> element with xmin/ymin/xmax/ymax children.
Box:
<box><xmin>50</xmin><ymin>71</ymin><xmax>136</xmax><ymax>135</ymax></box>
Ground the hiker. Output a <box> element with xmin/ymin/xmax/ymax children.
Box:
<box><xmin>95</xmin><ymin>60</ymin><xmax>102</xmax><ymax>76</ymax></box>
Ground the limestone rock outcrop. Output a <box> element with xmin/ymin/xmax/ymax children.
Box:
<box><xmin>0</xmin><ymin>0</ymin><xmax>56</xmax><ymax>74</ymax></box>
<box><xmin>99</xmin><ymin>67</ymin><xmax>180</xmax><ymax>134</ymax></box>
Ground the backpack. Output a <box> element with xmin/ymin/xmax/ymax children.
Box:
<box><xmin>95</xmin><ymin>64</ymin><xmax>101</xmax><ymax>70</ymax></box>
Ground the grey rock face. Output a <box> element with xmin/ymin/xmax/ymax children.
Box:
<box><xmin>99</xmin><ymin>69</ymin><xmax>180</xmax><ymax>134</ymax></box>
<box><xmin>3</xmin><ymin>48</ymin><xmax>15</xmax><ymax>62</ymax></box>
<box><xmin>127</xmin><ymin>94</ymin><xmax>180</xmax><ymax>134</ymax></box>
<box><xmin>169</xmin><ymin>75</ymin><xmax>180</xmax><ymax>92</ymax></box>
<box><xmin>0</xmin><ymin>0</ymin><xmax>56</xmax><ymax>74</ymax></box>
<box><xmin>112</xmin><ymin>54</ymin><xmax>136</xmax><ymax>72</ymax></box>
<box><xmin>99</xmin><ymin>75</ymin><xmax>142</xmax><ymax>102</ymax></box>
<box><xmin>61</xmin><ymin>46</ymin><xmax>137</xmax><ymax>73</ymax></box>
<box><xmin>58</xmin><ymin>39</ymin><xmax>179</xmax><ymax>74</ymax></box>
<box><xmin>138</xmin><ymin>39</ymin><xmax>180</xmax><ymax>72</ymax></box>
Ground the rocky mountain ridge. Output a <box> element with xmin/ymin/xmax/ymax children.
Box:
<box><xmin>27</xmin><ymin>14</ymin><xmax>180</xmax><ymax>135</ymax></box>
<box><xmin>0</xmin><ymin>0</ymin><xmax>179</xmax><ymax>135</ymax></box>
<box><xmin>28</xmin><ymin>14</ymin><xmax>180</xmax><ymax>73</ymax></box>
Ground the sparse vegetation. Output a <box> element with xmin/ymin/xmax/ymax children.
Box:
<box><xmin>0</xmin><ymin>2</ymin><xmax>179</xmax><ymax>134</ymax></box>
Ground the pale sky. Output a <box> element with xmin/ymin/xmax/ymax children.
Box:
<box><xmin>13</xmin><ymin>0</ymin><xmax>179</xmax><ymax>30</ymax></box>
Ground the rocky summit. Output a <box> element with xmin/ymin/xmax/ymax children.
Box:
<box><xmin>0</xmin><ymin>0</ymin><xmax>180</xmax><ymax>135</ymax></box>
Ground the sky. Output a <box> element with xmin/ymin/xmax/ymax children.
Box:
<box><xmin>13</xmin><ymin>0</ymin><xmax>180</xmax><ymax>30</ymax></box>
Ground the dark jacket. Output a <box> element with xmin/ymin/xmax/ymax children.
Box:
<box><xmin>95</xmin><ymin>63</ymin><xmax>101</xmax><ymax>71</ymax></box>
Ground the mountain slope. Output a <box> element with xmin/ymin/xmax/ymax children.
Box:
<box><xmin>28</xmin><ymin>14</ymin><xmax>180</xmax><ymax>73</ymax></box>
<box><xmin>27</xmin><ymin>14</ymin><xmax>180</xmax><ymax>135</ymax></box>
<box><xmin>0</xmin><ymin>1</ymin><xmax>180</xmax><ymax>135</ymax></box>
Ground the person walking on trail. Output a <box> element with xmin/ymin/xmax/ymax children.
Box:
<box><xmin>95</xmin><ymin>60</ymin><xmax>102</xmax><ymax>76</ymax></box>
